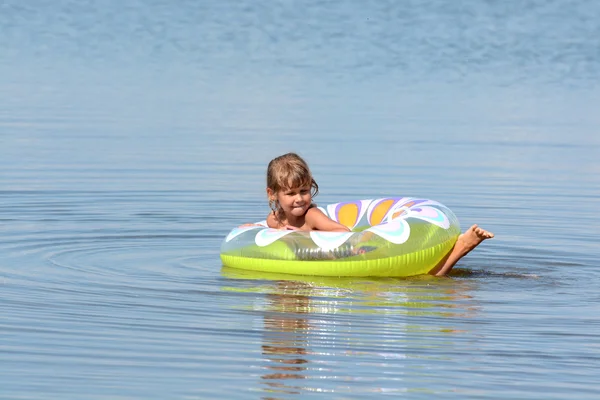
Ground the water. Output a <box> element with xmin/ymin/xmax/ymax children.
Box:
<box><xmin>1</xmin><ymin>0</ymin><xmax>599</xmax><ymax>398</ymax></box>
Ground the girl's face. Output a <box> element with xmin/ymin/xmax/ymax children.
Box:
<box><xmin>270</xmin><ymin>185</ymin><xmax>312</xmax><ymax>219</ymax></box>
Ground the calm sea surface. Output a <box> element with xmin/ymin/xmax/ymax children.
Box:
<box><xmin>1</xmin><ymin>0</ymin><xmax>599</xmax><ymax>398</ymax></box>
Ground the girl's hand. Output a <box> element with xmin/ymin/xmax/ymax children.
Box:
<box><xmin>239</xmin><ymin>223</ymin><xmax>263</xmax><ymax>227</ymax></box>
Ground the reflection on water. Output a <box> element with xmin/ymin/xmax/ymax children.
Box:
<box><xmin>262</xmin><ymin>282</ymin><xmax>311</xmax><ymax>396</ymax></box>
<box><xmin>222</xmin><ymin>268</ymin><xmax>481</xmax><ymax>396</ymax></box>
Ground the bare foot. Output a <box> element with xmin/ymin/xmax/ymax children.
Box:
<box><xmin>455</xmin><ymin>224</ymin><xmax>494</xmax><ymax>257</ymax></box>
<box><xmin>431</xmin><ymin>224</ymin><xmax>494</xmax><ymax>277</ymax></box>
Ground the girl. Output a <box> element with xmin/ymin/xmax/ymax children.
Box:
<box><xmin>261</xmin><ymin>152</ymin><xmax>494</xmax><ymax>276</ymax></box>
<box><xmin>265</xmin><ymin>152</ymin><xmax>349</xmax><ymax>232</ymax></box>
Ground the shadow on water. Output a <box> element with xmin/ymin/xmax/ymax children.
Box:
<box><xmin>220</xmin><ymin>267</ymin><xmax>487</xmax><ymax>397</ymax></box>
<box><xmin>449</xmin><ymin>267</ymin><xmax>541</xmax><ymax>279</ymax></box>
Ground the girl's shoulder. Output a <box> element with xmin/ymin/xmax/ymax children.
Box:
<box><xmin>304</xmin><ymin>203</ymin><xmax>319</xmax><ymax>215</ymax></box>
<box><xmin>266</xmin><ymin>212</ymin><xmax>282</xmax><ymax>228</ymax></box>
<box><xmin>304</xmin><ymin>204</ymin><xmax>325</xmax><ymax>220</ymax></box>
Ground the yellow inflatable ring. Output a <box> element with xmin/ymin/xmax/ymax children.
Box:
<box><xmin>220</xmin><ymin>197</ymin><xmax>460</xmax><ymax>277</ymax></box>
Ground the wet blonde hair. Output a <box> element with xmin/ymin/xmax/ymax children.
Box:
<box><xmin>266</xmin><ymin>152</ymin><xmax>319</xmax><ymax>220</ymax></box>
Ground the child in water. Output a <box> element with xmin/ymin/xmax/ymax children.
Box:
<box><xmin>260</xmin><ymin>152</ymin><xmax>493</xmax><ymax>276</ymax></box>
<box><xmin>265</xmin><ymin>153</ymin><xmax>350</xmax><ymax>232</ymax></box>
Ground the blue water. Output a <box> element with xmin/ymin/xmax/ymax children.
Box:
<box><xmin>1</xmin><ymin>0</ymin><xmax>599</xmax><ymax>398</ymax></box>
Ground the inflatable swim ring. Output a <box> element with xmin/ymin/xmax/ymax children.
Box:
<box><xmin>220</xmin><ymin>197</ymin><xmax>461</xmax><ymax>277</ymax></box>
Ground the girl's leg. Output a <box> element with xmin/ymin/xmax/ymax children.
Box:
<box><xmin>429</xmin><ymin>224</ymin><xmax>494</xmax><ymax>277</ymax></box>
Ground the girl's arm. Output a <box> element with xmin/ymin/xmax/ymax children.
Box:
<box><xmin>305</xmin><ymin>207</ymin><xmax>351</xmax><ymax>232</ymax></box>
<box><xmin>266</xmin><ymin>213</ymin><xmax>302</xmax><ymax>230</ymax></box>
